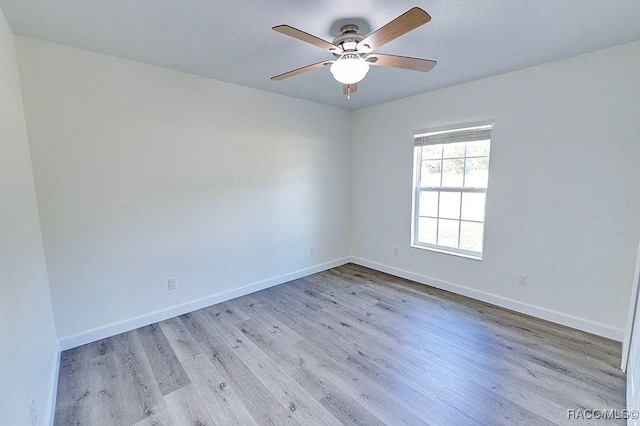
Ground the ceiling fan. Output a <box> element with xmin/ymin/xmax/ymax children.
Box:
<box><xmin>271</xmin><ymin>7</ymin><xmax>437</xmax><ymax>99</ymax></box>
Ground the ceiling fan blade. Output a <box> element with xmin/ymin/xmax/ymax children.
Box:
<box><xmin>271</xmin><ymin>61</ymin><xmax>331</xmax><ymax>81</ymax></box>
<box><xmin>343</xmin><ymin>83</ymin><xmax>358</xmax><ymax>95</ymax></box>
<box><xmin>357</xmin><ymin>7</ymin><xmax>431</xmax><ymax>52</ymax></box>
<box><xmin>273</xmin><ymin>25</ymin><xmax>340</xmax><ymax>53</ymax></box>
<box><xmin>367</xmin><ymin>54</ymin><xmax>436</xmax><ymax>72</ymax></box>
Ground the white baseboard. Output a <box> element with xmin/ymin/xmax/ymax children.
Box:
<box><xmin>58</xmin><ymin>254</ymin><xmax>623</xmax><ymax>349</ymax></box>
<box><xmin>45</xmin><ymin>344</ymin><xmax>61</xmax><ymax>426</ymax></box>
<box><xmin>59</xmin><ymin>257</ymin><xmax>350</xmax><ymax>350</ymax></box>
<box><xmin>349</xmin><ymin>256</ymin><xmax>624</xmax><ymax>341</ymax></box>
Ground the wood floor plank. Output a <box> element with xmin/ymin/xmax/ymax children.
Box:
<box><xmin>54</xmin><ymin>345</ymin><xmax>89</xmax><ymax>410</ymax></box>
<box><xmin>54</xmin><ymin>350</ymin><xmax>117</xmax><ymax>426</ymax></box>
<box><xmin>136</xmin><ymin>323</ymin><xmax>191</xmax><ymax>396</ymax></box>
<box><xmin>133</xmin><ymin>383</ymin><xmax>218</xmax><ymax>426</ymax></box>
<box><xmin>223</xmin><ymin>296</ymin><xmax>304</xmax><ymax>347</ymax></box>
<box><xmin>157</xmin><ymin>316</ymin><xmax>203</xmax><ymax>362</ymax></box>
<box><xmin>180</xmin><ymin>311</ymin><xmax>297</xmax><ymax>425</ymax></box>
<box><xmin>225</xmin><ymin>301</ymin><xmax>433</xmax><ymax>424</ymax></box>
<box><xmin>181</xmin><ymin>353</ymin><xmax>261</xmax><ymax>426</ymax></box>
<box><xmin>54</xmin><ymin>264</ymin><xmax>626</xmax><ymax>425</ymax></box>
<box><xmin>236</xmin><ymin>316</ymin><xmax>387</xmax><ymax>426</ymax></box>
<box><xmin>56</xmin><ymin>332</ymin><xmax>167</xmax><ymax>426</ymax></box>
<box><xmin>292</xmin><ymin>338</ymin><xmax>432</xmax><ymax>425</ymax></box>
<box><xmin>322</xmin><ymin>286</ymin><xmax>623</xmax><ymax>419</ymax></box>
<box><xmin>436</xmin><ymin>381</ymin><xmax>558</xmax><ymax>426</ymax></box>
<box><xmin>110</xmin><ymin>331</ymin><xmax>167</xmax><ymax>422</ymax></box>
<box><xmin>201</xmin><ymin>307</ymin><xmax>342</xmax><ymax>426</ymax></box>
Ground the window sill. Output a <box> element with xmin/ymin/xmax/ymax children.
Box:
<box><xmin>410</xmin><ymin>243</ymin><xmax>483</xmax><ymax>261</ymax></box>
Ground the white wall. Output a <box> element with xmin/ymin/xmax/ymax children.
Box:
<box><xmin>16</xmin><ymin>37</ymin><xmax>351</xmax><ymax>346</ymax></box>
<box><xmin>15</xmin><ymin>37</ymin><xmax>640</xmax><ymax>346</ymax></box>
<box><xmin>351</xmin><ymin>41</ymin><xmax>640</xmax><ymax>339</ymax></box>
<box><xmin>0</xmin><ymin>10</ymin><xmax>59</xmax><ymax>426</ymax></box>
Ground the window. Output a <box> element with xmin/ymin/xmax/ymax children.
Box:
<box><xmin>411</xmin><ymin>123</ymin><xmax>492</xmax><ymax>259</ymax></box>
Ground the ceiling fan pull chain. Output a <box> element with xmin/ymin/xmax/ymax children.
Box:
<box><xmin>347</xmin><ymin>84</ymin><xmax>351</xmax><ymax>100</ymax></box>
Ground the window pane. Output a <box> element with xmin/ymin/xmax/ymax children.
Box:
<box><xmin>461</xmin><ymin>193</ymin><xmax>485</xmax><ymax>222</ymax></box>
<box><xmin>443</xmin><ymin>142</ymin><xmax>466</xmax><ymax>158</ymax></box>
<box><xmin>464</xmin><ymin>157</ymin><xmax>489</xmax><ymax>188</ymax></box>
<box><xmin>438</xmin><ymin>219</ymin><xmax>459</xmax><ymax>248</ymax></box>
<box><xmin>419</xmin><ymin>191</ymin><xmax>438</xmax><ymax>217</ymax></box>
<box><xmin>466</xmin><ymin>140</ymin><xmax>490</xmax><ymax>157</ymax></box>
<box><xmin>460</xmin><ymin>221</ymin><xmax>483</xmax><ymax>252</ymax></box>
<box><xmin>422</xmin><ymin>144</ymin><xmax>442</xmax><ymax>160</ymax></box>
<box><xmin>439</xmin><ymin>192</ymin><xmax>461</xmax><ymax>219</ymax></box>
<box><xmin>421</xmin><ymin>160</ymin><xmax>441</xmax><ymax>186</ymax></box>
<box><xmin>441</xmin><ymin>159</ymin><xmax>464</xmax><ymax>186</ymax></box>
<box><xmin>417</xmin><ymin>217</ymin><xmax>437</xmax><ymax>244</ymax></box>
<box><xmin>412</xmin><ymin>126</ymin><xmax>491</xmax><ymax>258</ymax></box>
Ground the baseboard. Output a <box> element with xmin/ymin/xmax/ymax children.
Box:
<box><xmin>349</xmin><ymin>256</ymin><xmax>624</xmax><ymax>341</ymax></box>
<box><xmin>45</xmin><ymin>343</ymin><xmax>61</xmax><ymax>426</ymax></box>
<box><xmin>58</xmin><ymin>254</ymin><xmax>623</xmax><ymax>349</ymax></box>
<box><xmin>59</xmin><ymin>257</ymin><xmax>351</xmax><ymax>350</ymax></box>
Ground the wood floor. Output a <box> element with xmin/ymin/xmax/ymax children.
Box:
<box><xmin>54</xmin><ymin>264</ymin><xmax>626</xmax><ymax>425</ymax></box>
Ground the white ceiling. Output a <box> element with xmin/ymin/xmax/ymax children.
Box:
<box><xmin>1</xmin><ymin>0</ymin><xmax>639</xmax><ymax>110</ymax></box>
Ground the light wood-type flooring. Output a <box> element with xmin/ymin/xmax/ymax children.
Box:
<box><xmin>54</xmin><ymin>264</ymin><xmax>626</xmax><ymax>425</ymax></box>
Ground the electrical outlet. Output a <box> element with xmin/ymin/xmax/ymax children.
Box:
<box><xmin>517</xmin><ymin>273</ymin><xmax>528</xmax><ymax>286</ymax></box>
<box><xmin>29</xmin><ymin>399</ymin><xmax>37</xmax><ymax>426</ymax></box>
<box><xmin>393</xmin><ymin>247</ymin><xmax>399</xmax><ymax>256</ymax></box>
<box><xmin>168</xmin><ymin>277</ymin><xmax>178</xmax><ymax>291</ymax></box>
<box><xmin>309</xmin><ymin>247</ymin><xmax>316</xmax><ymax>255</ymax></box>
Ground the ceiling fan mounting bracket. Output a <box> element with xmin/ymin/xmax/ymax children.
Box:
<box><xmin>339</xmin><ymin>24</ymin><xmax>360</xmax><ymax>35</ymax></box>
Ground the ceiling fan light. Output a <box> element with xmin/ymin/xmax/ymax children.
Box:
<box><xmin>330</xmin><ymin>55</ymin><xmax>370</xmax><ymax>85</ymax></box>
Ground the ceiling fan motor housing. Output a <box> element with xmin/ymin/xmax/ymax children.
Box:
<box><xmin>332</xmin><ymin>24</ymin><xmax>367</xmax><ymax>56</ymax></box>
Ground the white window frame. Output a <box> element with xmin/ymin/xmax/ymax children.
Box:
<box><xmin>411</xmin><ymin>122</ymin><xmax>493</xmax><ymax>260</ymax></box>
